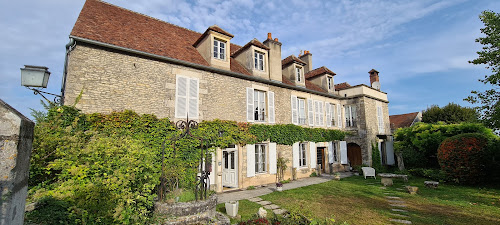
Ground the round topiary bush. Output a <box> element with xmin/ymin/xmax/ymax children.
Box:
<box><xmin>437</xmin><ymin>133</ymin><xmax>489</xmax><ymax>184</ymax></box>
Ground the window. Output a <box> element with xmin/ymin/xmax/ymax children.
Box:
<box><xmin>175</xmin><ymin>76</ymin><xmax>199</xmax><ymax>118</ymax></box>
<box><xmin>298</xmin><ymin>98</ymin><xmax>306</xmax><ymax>125</ymax></box>
<box><xmin>345</xmin><ymin>105</ymin><xmax>357</xmax><ymax>127</ymax></box>
<box><xmin>213</xmin><ymin>39</ymin><xmax>226</xmax><ymax>60</ymax></box>
<box><xmin>332</xmin><ymin>142</ymin><xmax>338</xmax><ymax>162</ymax></box>
<box><xmin>327</xmin><ymin>76</ymin><xmax>333</xmax><ymax>90</ymax></box>
<box><xmin>255</xmin><ymin>144</ymin><xmax>266</xmax><ymax>173</ymax></box>
<box><xmin>254</xmin><ymin>90</ymin><xmax>266</xmax><ymax>122</ymax></box>
<box><xmin>299</xmin><ymin>143</ymin><xmax>307</xmax><ymax>167</ymax></box>
<box><xmin>254</xmin><ymin>51</ymin><xmax>264</xmax><ymax>71</ymax></box>
<box><xmin>314</xmin><ymin>100</ymin><xmax>324</xmax><ymax>126</ymax></box>
<box><xmin>296</xmin><ymin>66</ymin><xmax>303</xmax><ymax>82</ymax></box>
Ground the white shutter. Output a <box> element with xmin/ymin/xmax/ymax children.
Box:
<box><xmin>209</xmin><ymin>153</ymin><xmax>215</xmax><ymax>185</ymax></box>
<box><xmin>328</xmin><ymin>141</ymin><xmax>334</xmax><ymax>163</ymax></box>
<box><xmin>269</xmin><ymin>142</ymin><xmax>277</xmax><ymax>174</ymax></box>
<box><xmin>291</xmin><ymin>95</ymin><xmax>298</xmax><ymax>125</ymax></box>
<box><xmin>188</xmin><ymin>78</ymin><xmax>199</xmax><ymax>118</ymax></box>
<box><xmin>326</xmin><ymin>103</ymin><xmax>331</xmax><ymax>127</ymax></box>
<box><xmin>378</xmin><ymin>142</ymin><xmax>382</xmax><ymax>166</ymax></box>
<box><xmin>331</xmin><ymin>104</ymin><xmax>335</xmax><ymax>126</ymax></box>
<box><xmin>175</xmin><ymin>76</ymin><xmax>188</xmax><ymax>118</ymax></box>
<box><xmin>292</xmin><ymin>142</ymin><xmax>299</xmax><ymax>168</ymax></box>
<box><xmin>386</xmin><ymin>141</ymin><xmax>395</xmax><ymax>165</ymax></box>
<box><xmin>268</xmin><ymin>91</ymin><xmax>275</xmax><ymax>123</ymax></box>
<box><xmin>308</xmin><ymin>99</ymin><xmax>314</xmax><ymax>126</ymax></box>
<box><xmin>337</xmin><ymin>103</ymin><xmax>342</xmax><ymax>128</ymax></box>
<box><xmin>246</xmin><ymin>88</ymin><xmax>254</xmax><ymax>122</ymax></box>
<box><xmin>314</xmin><ymin>101</ymin><xmax>319</xmax><ymax>126</ymax></box>
<box><xmin>340</xmin><ymin>141</ymin><xmax>347</xmax><ymax>164</ymax></box>
<box><xmin>377</xmin><ymin>106</ymin><xmax>385</xmax><ymax>133</ymax></box>
<box><xmin>309</xmin><ymin>142</ymin><xmax>317</xmax><ymax>169</ymax></box>
<box><xmin>319</xmin><ymin>101</ymin><xmax>324</xmax><ymax>126</ymax></box>
<box><xmin>246</xmin><ymin>144</ymin><xmax>255</xmax><ymax>177</ymax></box>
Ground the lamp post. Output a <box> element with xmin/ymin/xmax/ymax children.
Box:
<box><xmin>20</xmin><ymin>65</ymin><xmax>63</xmax><ymax>106</ymax></box>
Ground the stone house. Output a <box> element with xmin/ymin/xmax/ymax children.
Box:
<box><xmin>389</xmin><ymin>112</ymin><xmax>422</xmax><ymax>133</ymax></box>
<box><xmin>62</xmin><ymin>0</ymin><xmax>393</xmax><ymax>192</ymax></box>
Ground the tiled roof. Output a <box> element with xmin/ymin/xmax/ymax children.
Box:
<box><xmin>281</xmin><ymin>55</ymin><xmax>307</xmax><ymax>68</ymax></box>
<box><xmin>193</xmin><ymin>25</ymin><xmax>234</xmax><ymax>47</ymax></box>
<box><xmin>305</xmin><ymin>66</ymin><xmax>336</xmax><ymax>79</ymax></box>
<box><xmin>281</xmin><ymin>75</ymin><xmax>326</xmax><ymax>93</ymax></box>
<box><xmin>334</xmin><ymin>82</ymin><xmax>351</xmax><ymax>90</ymax></box>
<box><xmin>232</xmin><ymin>39</ymin><xmax>270</xmax><ymax>57</ymax></box>
<box><xmin>389</xmin><ymin>112</ymin><xmax>419</xmax><ymax>129</ymax></box>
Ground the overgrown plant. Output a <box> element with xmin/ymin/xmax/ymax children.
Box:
<box><xmin>276</xmin><ymin>156</ymin><xmax>289</xmax><ymax>183</ymax></box>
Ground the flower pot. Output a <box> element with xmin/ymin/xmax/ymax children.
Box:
<box><xmin>225</xmin><ymin>201</ymin><xmax>239</xmax><ymax>217</ymax></box>
<box><xmin>276</xmin><ymin>186</ymin><xmax>283</xmax><ymax>192</ymax></box>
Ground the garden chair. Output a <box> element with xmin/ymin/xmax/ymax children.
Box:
<box><xmin>361</xmin><ymin>167</ymin><xmax>376</xmax><ymax>179</ymax></box>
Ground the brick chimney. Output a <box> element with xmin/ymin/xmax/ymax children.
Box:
<box><xmin>263</xmin><ymin>33</ymin><xmax>282</xmax><ymax>82</ymax></box>
<box><xmin>299</xmin><ymin>51</ymin><xmax>312</xmax><ymax>73</ymax></box>
<box><xmin>369</xmin><ymin>69</ymin><xmax>380</xmax><ymax>89</ymax></box>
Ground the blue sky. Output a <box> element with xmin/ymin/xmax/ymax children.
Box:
<box><xmin>1</xmin><ymin>0</ymin><xmax>499</xmax><ymax>120</ymax></box>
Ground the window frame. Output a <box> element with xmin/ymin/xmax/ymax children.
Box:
<box><xmin>345</xmin><ymin>105</ymin><xmax>357</xmax><ymax>127</ymax></box>
<box><xmin>297</xmin><ymin>98</ymin><xmax>306</xmax><ymax>125</ymax></box>
<box><xmin>254</xmin><ymin>51</ymin><xmax>265</xmax><ymax>71</ymax></box>
<box><xmin>296</xmin><ymin>66</ymin><xmax>303</xmax><ymax>82</ymax></box>
<box><xmin>255</xmin><ymin>144</ymin><xmax>267</xmax><ymax>173</ymax></box>
<box><xmin>332</xmin><ymin>142</ymin><xmax>338</xmax><ymax>162</ymax></box>
<box><xmin>299</xmin><ymin>142</ymin><xmax>307</xmax><ymax>167</ymax></box>
<box><xmin>253</xmin><ymin>89</ymin><xmax>266</xmax><ymax>122</ymax></box>
<box><xmin>327</xmin><ymin>76</ymin><xmax>333</xmax><ymax>90</ymax></box>
<box><xmin>213</xmin><ymin>39</ymin><xmax>226</xmax><ymax>60</ymax></box>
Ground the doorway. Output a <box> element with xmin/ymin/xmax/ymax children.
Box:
<box><xmin>222</xmin><ymin>146</ymin><xmax>238</xmax><ymax>188</ymax></box>
<box><xmin>347</xmin><ymin>143</ymin><xmax>362</xmax><ymax>166</ymax></box>
<box><xmin>316</xmin><ymin>147</ymin><xmax>326</xmax><ymax>172</ymax></box>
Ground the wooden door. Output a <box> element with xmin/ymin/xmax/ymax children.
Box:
<box><xmin>316</xmin><ymin>147</ymin><xmax>326</xmax><ymax>172</ymax></box>
<box><xmin>347</xmin><ymin>143</ymin><xmax>362</xmax><ymax>166</ymax></box>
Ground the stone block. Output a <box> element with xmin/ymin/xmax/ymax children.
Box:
<box><xmin>424</xmin><ymin>181</ymin><xmax>439</xmax><ymax>189</ymax></box>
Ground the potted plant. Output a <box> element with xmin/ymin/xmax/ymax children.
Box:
<box><xmin>334</xmin><ymin>172</ymin><xmax>341</xmax><ymax>180</ymax></box>
<box><xmin>275</xmin><ymin>155</ymin><xmax>289</xmax><ymax>192</ymax></box>
<box><xmin>276</xmin><ymin>182</ymin><xmax>283</xmax><ymax>192</ymax></box>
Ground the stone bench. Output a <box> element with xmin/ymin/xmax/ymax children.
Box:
<box><xmin>378</xmin><ymin>173</ymin><xmax>408</xmax><ymax>186</ymax></box>
<box><xmin>424</xmin><ymin>181</ymin><xmax>439</xmax><ymax>189</ymax></box>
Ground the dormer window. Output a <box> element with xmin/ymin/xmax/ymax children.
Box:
<box><xmin>327</xmin><ymin>76</ymin><xmax>333</xmax><ymax>90</ymax></box>
<box><xmin>213</xmin><ymin>39</ymin><xmax>226</xmax><ymax>60</ymax></box>
<box><xmin>254</xmin><ymin>51</ymin><xmax>264</xmax><ymax>71</ymax></box>
<box><xmin>296</xmin><ymin>66</ymin><xmax>303</xmax><ymax>82</ymax></box>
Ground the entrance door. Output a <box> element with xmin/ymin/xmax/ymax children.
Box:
<box><xmin>316</xmin><ymin>147</ymin><xmax>326</xmax><ymax>172</ymax></box>
<box><xmin>222</xmin><ymin>147</ymin><xmax>238</xmax><ymax>188</ymax></box>
<box><xmin>347</xmin><ymin>143</ymin><xmax>362</xmax><ymax>166</ymax></box>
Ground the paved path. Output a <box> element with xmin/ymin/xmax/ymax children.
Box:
<box><xmin>218</xmin><ymin>172</ymin><xmax>354</xmax><ymax>203</ymax></box>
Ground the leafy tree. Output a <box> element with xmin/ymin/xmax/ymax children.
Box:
<box><xmin>466</xmin><ymin>10</ymin><xmax>500</xmax><ymax>131</ymax></box>
<box><xmin>422</xmin><ymin>103</ymin><xmax>478</xmax><ymax>124</ymax></box>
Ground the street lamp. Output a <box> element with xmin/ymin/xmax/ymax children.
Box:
<box><xmin>20</xmin><ymin>65</ymin><xmax>62</xmax><ymax>105</ymax></box>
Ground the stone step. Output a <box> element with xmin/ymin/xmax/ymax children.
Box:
<box><xmin>386</xmin><ymin>196</ymin><xmax>401</xmax><ymax>199</ymax></box>
<box><xmin>273</xmin><ymin>209</ymin><xmax>288</xmax><ymax>215</ymax></box>
<box><xmin>388</xmin><ymin>200</ymin><xmax>406</xmax><ymax>204</ymax></box>
<box><xmin>248</xmin><ymin>197</ymin><xmax>263</xmax><ymax>202</ymax></box>
<box><xmin>390</xmin><ymin>213</ymin><xmax>409</xmax><ymax>218</ymax></box>
<box><xmin>264</xmin><ymin>204</ymin><xmax>280</xmax><ymax>210</ymax></box>
<box><xmin>257</xmin><ymin>200</ymin><xmax>272</xmax><ymax>206</ymax></box>
<box><xmin>390</xmin><ymin>204</ymin><xmax>407</xmax><ymax>208</ymax></box>
<box><xmin>390</xmin><ymin>218</ymin><xmax>412</xmax><ymax>224</ymax></box>
<box><xmin>391</xmin><ymin>208</ymin><xmax>408</xmax><ymax>213</ymax></box>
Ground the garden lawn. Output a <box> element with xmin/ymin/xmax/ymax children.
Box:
<box><xmin>216</xmin><ymin>199</ymin><xmax>270</xmax><ymax>224</ymax></box>
<box><xmin>251</xmin><ymin>176</ymin><xmax>500</xmax><ymax>225</ymax></box>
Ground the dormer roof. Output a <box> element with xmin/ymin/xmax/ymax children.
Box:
<box><xmin>334</xmin><ymin>82</ymin><xmax>352</xmax><ymax>90</ymax></box>
<box><xmin>305</xmin><ymin>66</ymin><xmax>336</xmax><ymax>79</ymax></box>
<box><xmin>193</xmin><ymin>25</ymin><xmax>234</xmax><ymax>47</ymax></box>
<box><xmin>281</xmin><ymin>55</ymin><xmax>307</xmax><ymax>68</ymax></box>
<box><xmin>231</xmin><ymin>38</ymin><xmax>270</xmax><ymax>57</ymax></box>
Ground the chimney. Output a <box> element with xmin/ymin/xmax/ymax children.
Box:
<box><xmin>299</xmin><ymin>51</ymin><xmax>312</xmax><ymax>73</ymax></box>
<box><xmin>369</xmin><ymin>69</ymin><xmax>380</xmax><ymax>90</ymax></box>
<box><xmin>263</xmin><ymin>33</ymin><xmax>282</xmax><ymax>82</ymax></box>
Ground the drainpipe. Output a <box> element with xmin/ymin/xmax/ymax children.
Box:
<box><xmin>60</xmin><ymin>38</ymin><xmax>76</xmax><ymax>105</ymax></box>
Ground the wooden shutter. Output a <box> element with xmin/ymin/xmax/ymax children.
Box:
<box><xmin>314</xmin><ymin>101</ymin><xmax>319</xmax><ymax>126</ymax></box>
<box><xmin>340</xmin><ymin>141</ymin><xmax>347</xmax><ymax>164</ymax></box>
<box><xmin>326</xmin><ymin>103</ymin><xmax>331</xmax><ymax>127</ymax></box>
<box><xmin>175</xmin><ymin>76</ymin><xmax>187</xmax><ymax>118</ymax></box>
<box><xmin>246</xmin><ymin>144</ymin><xmax>255</xmax><ymax>177</ymax></box>
<box><xmin>188</xmin><ymin>78</ymin><xmax>199</xmax><ymax>118</ymax></box>
<box><xmin>292</xmin><ymin>142</ymin><xmax>299</xmax><ymax>168</ymax></box>
<box><xmin>269</xmin><ymin>142</ymin><xmax>277</xmax><ymax>174</ymax></box>
<box><xmin>291</xmin><ymin>95</ymin><xmax>298</xmax><ymax>124</ymax></box>
<box><xmin>377</xmin><ymin>106</ymin><xmax>384</xmax><ymax>133</ymax></box>
<box><xmin>328</xmin><ymin>141</ymin><xmax>334</xmax><ymax>163</ymax></box>
<box><xmin>308</xmin><ymin>99</ymin><xmax>314</xmax><ymax>126</ymax></box>
<box><xmin>331</xmin><ymin>104</ymin><xmax>335</xmax><ymax>126</ymax></box>
<box><xmin>309</xmin><ymin>142</ymin><xmax>317</xmax><ymax>169</ymax></box>
<box><xmin>268</xmin><ymin>91</ymin><xmax>275</xmax><ymax>123</ymax></box>
<box><xmin>377</xmin><ymin>142</ymin><xmax>382</xmax><ymax>166</ymax></box>
<box><xmin>246</xmin><ymin>88</ymin><xmax>254</xmax><ymax>122</ymax></box>
<box><xmin>386</xmin><ymin>141</ymin><xmax>395</xmax><ymax>165</ymax></box>
<box><xmin>319</xmin><ymin>101</ymin><xmax>324</xmax><ymax>126</ymax></box>
<box><xmin>337</xmin><ymin>104</ymin><xmax>342</xmax><ymax>128</ymax></box>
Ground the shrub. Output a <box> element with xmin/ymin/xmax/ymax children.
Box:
<box><xmin>437</xmin><ymin>133</ymin><xmax>489</xmax><ymax>184</ymax></box>
<box><xmin>407</xmin><ymin>168</ymin><xmax>447</xmax><ymax>182</ymax></box>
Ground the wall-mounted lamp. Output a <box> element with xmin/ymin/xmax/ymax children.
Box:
<box><xmin>20</xmin><ymin>65</ymin><xmax>63</xmax><ymax>105</ymax></box>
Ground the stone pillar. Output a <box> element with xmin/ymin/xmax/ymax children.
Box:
<box><xmin>0</xmin><ymin>99</ymin><xmax>35</xmax><ymax>225</ymax></box>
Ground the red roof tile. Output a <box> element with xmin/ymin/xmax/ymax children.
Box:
<box><xmin>389</xmin><ymin>112</ymin><xmax>420</xmax><ymax>129</ymax></box>
<box><xmin>193</xmin><ymin>25</ymin><xmax>234</xmax><ymax>47</ymax></box>
<box><xmin>334</xmin><ymin>82</ymin><xmax>351</xmax><ymax>90</ymax></box>
<box><xmin>282</xmin><ymin>75</ymin><xmax>294</xmax><ymax>85</ymax></box>
<box><xmin>281</xmin><ymin>55</ymin><xmax>307</xmax><ymax>68</ymax></box>
<box><xmin>232</xmin><ymin>39</ymin><xmax>270</xmax><ymax>57</ymax></box>
<box><xmin>306</xmin><ymin>80</ymin><xmax>327</xmax><ymax>93</ymax></box>
<box><xmin>305</xmin><ymin>66</ymin><xmax>336</xmax><ymax>79</ymax></box>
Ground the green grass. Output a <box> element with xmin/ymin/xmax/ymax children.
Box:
<box><xmin>256</xmin><ymin>176</ymin><xmax>500</xmax><ymax>225</ymax></box>
<box><xmin>216</xmin><ymin>199</ymin><xmax>270</xmax><ymax>224</ymax></box>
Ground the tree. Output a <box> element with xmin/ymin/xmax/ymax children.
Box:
<box><xmin>466</xmin><ymin>10</ymin><xmax>500</xmax><ymax>131</ymax></box>
<box><xmin>422</xmin><ymin>103</ymin><xmax>478</xmax><ymax>124</ymax></box>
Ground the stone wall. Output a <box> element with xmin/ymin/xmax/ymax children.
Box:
<box><xmin>0</xmin><ymin>99</ymin><xmax>34</xmax><ymax>225</ymax></box>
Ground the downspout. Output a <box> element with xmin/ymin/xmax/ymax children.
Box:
<box><xmin>60</xmin><ymin>38</ymin><xmax>76</xmax><ymax>105</ymax></box>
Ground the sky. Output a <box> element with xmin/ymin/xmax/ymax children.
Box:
<box><xmin>1</xmin><ymin>0</ymin><xmax>499</xmax><ymax>120</ymax></box>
